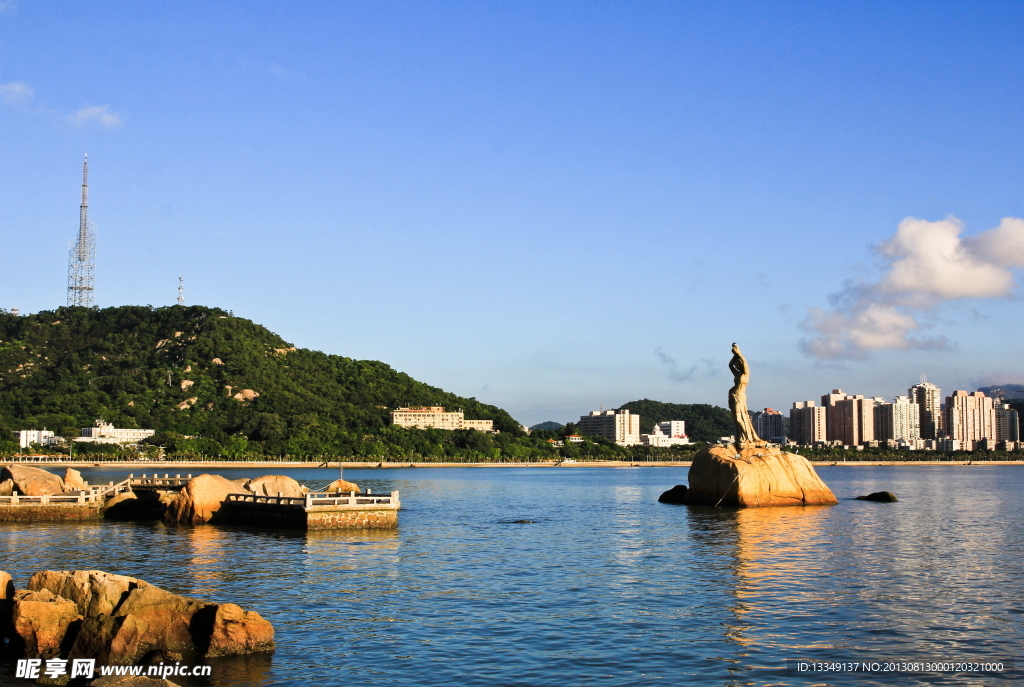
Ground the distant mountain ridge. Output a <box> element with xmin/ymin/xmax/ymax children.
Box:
<box><xmin>529</xmin><ymin>421</ymin><xmax>564</xmax><ymax>431</ymax></box>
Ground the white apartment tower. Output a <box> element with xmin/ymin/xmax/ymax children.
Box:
<box><xmin>909</xmin><ymin>382</ymin><xmax>943</xmax><ymax>440</ymax></box>
<box><xmin>945</xmin><ymin>391</ymin><xmax>996</xmax><ymax>442</ymax></box>
<box><xmin>578</xmin><ymin>409</ymin><xmax>641</xmax><ymax>446</ymax></box>
<box><xmin>790</xmin><ymin>401</ymin><xmax>827</xmax><ymax>445</ymax></box>
<box><xmin>874</xmin><ymin>396</ymin><xmax>921</xmax><ymax>442</ymax></box>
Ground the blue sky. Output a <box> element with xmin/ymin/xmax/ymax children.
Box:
<box><xmin>2</xmin><ymin>1</ymin><xmax>1023</xmax><ymax>426</ymax></box>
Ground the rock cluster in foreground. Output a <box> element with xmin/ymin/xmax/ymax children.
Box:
<box><xmin>0</xmin><ymin>465</ymin><xmax>90</xmax><ymax>497</ymax></box>
<box><xmin>0</xmin><ymin>569</ymin><xmax>274</xmax><ymax>679</ymax></box>
<box><xmin>683</xmin><ymin>445</ymin><xmax>838</xmax><ymax>507</ymax></box>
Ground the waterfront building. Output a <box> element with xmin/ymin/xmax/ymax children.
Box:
<box><xmin>578</xmin><ymin>409</ymin><xmax>641</xmax><ymax>446</ymax></box>
<box><xmin>566</xmin><ymin>435</ymin><xmax>585</xmax><ymax>443</ymax></box>
<box><xmin>14</xmin><ymin>429</ymin><xmax>57</xmax><ymax>449</ymax></box>
<box><xmin>750</xmin><ymin>408</ymin><xmax>785</xmax><ymax>442</ymax></box>
<box><xmin>874</xmin><ymin>396</ymin><xmax>921</xmax><ymax>442</ymax></box>
<box><xmin>997</xmin><ymin>404</ymin><xmax>1020</xmax><ymax>442</ymax></box>
<box><xmin>76</xmin><ymin>420</ymin><xmax>155</xmax><ymax>445</ymax></box>
<box><xmin>832</xmin><ymin>395</ymin><xmax>876</xmax><ymax>446</ymax></box>
<box><xmin>790</xmin><ymin>401</ymin><xmax>826</xmax><ymax>446</ymax></box>
<box><xmin>945</xmin><ymin>391</ymin><xmax>997</xmax><ymax>443</ymax></box>
<box><xmin>390</xmin><ymin>407</ymin><xmax>494</xmax><ymax>432</ymax></box>
<box><xmin>820</xmin><ymin>389</ymin><xmax>851</xmax><ymax>442</ymax></box>
<box><xmin>641</xmin><ymin>421</ymin><xmax>690</xmax><ymax>447</ymax></box>
<box><xmin>909</xmin><ymin>382</ymin><xmax>943</xmax><ymax>440</ymax></box>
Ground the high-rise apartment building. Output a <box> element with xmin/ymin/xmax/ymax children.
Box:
<box><xmin>750</xmin><ymin>408</ymin><xmax>785</xmax><ymax>442</ymax></box>
<box><xmin>820</xmin><ymin>389</ymin><xmax>850</xmax><ymax>442</ymax></box>
<box><xmin>833</xmin><ymin>395</ymin><xmax>876</xmax><ymax>446</ymax></box>
<box><xmin>578</xmin><ymin>409</ymin><xmax>641</xmax><ymax>446</ymax></box>
<box><xmin>996</xmin><ymin>404</ymin><xmax>1020</xmax><ymax>442</ymax></box>
<box><xmin>790</xmin><ymin>401</ymin><xmax>827</xmax><ymax>445</ymax></box>
<box><xmin>874</xmin><ymin>396</ymin><xmax>921</xmax><ymax>442</ymax></box>
<box><xmin>945</xmin><ymin>391</ymin><xmax>996</xmax><ymax>442</ymax></box>
<box><xmin>909</xmin><ymin>382</ymin><xmax>943</xmax><ymax>439</ymax></box>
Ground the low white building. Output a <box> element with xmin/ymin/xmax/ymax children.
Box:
<box><xmin>641</xmin><ymin>421</ymin><xmax>690</xmax><ymax>447</ymax></box>
<box><xmin>75</xmin><ymin>420</ymin><xmax>156</xmax><ymax>445</ymax></box>
<box><xmin>14</xmin><ymin>429</ymin><xmax>57</xmax><ymax>449</ymax></box>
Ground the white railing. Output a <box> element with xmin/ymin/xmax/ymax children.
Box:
<box><xmin>0</xmin><ymin>478</ymin><xmax>131</xmax><ymax>506</ymax></box>
<box><xmin>129</xmin><ymin>474</ymin><xmax>193</xmax><ymax>489</ymax></box>
<box><xmin>225</xmin><ymin>490</ymin><xmax>400</xmax><ymax>509</ymax></box>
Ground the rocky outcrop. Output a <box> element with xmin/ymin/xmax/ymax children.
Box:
<box><xmin>163</xmin><ymin>474</ymin><xmax>249</xmax><ymax>525</ymax></box>
<box><xmin>101</xmin><ymin>491</ymin><xmax>166</xmax><ymax>520</ymax></box>
<box><xmin>684</xmin><ymin>445</ymin><xmax>838</xmax><ymax>507</ymax></box>
<box><xmin>12</xmin><ymin>588</ymin><xmax>83</xmax><ymax>658</ymax></box>
<box><xmin>1</xmin><ymin>465</ymin><xmax>66</xmax><ymax>496</ymax></box>
<box><xmin>244</xmin><ymin>475</ymin><xmax>308</xmax><ymax>499</ymax></box>
<box><xmin>856</xmin><ymin>491</ymin><xmax>899</xmax><ymax>502</ymax></box>
<box><xmin>0</xmin><ymin>478</ymin><xmax>14</xmax><ymax>496</ymax></box>
<box><xmin>657</xmin><ymin>485</ymin><xmax>688</xmax><ymax>504</ymax></box>
<box><xmin>63</xmin><ymin>468</ymin><xmax>86</xmax><ymax>492</ymax></box>
<box><xmin>9</xmin><ymin>570</ymin><xmax>274</xmax><ymax>667</ymax></box>
<box><xmin>206</xmin><ymin>603</ymin><xmax>275</xmax><ymax>657</ymax></box>
<box><xmin>323</xmin><ymin>478</ymin><xmax>360</xmax><ymax>494</ymax></box>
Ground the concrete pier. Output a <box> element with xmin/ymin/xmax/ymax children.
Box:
<box><xmin>224</xmin><ymin>490</ymin><xmax>400</xmax><ymax>530</ymax></box>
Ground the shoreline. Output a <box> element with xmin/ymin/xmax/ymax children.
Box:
<box><xmin>3</xmin><ymin>459</ymin><xmax>1024</xmax><ymax>469</ymax></box>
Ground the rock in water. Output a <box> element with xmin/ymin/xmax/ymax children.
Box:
<box><xmin>855</xmin><ymin>491</ymin><xmax>899</xmax><ymax>502</ymax></box>
<box><xmin>63</xmin><ymin>467</ymin><xmax>87</xmax><ymax>492</ymax></box>
<box><xmin>245</xmin><ymin>475</ymin><xmax>308</xmax><ymax>498</ymax></box>
<box><xmin>1</xmin><ymin>464</ymin><xmax>66</xmax><ymax>496</ymax></box>
<box><xmin>658</xmin><ymin>485</ymin><xmax>689</xmax><ymax>504</ymax></box>
<box><xmin>206</xmin><ymin>602</ymin><xmax>276</xmax><ymax>656</ymax></box>
<box><xmin>163</xmin><ymin>474</ymin><xmax>249</xmax><ymax>525</ymax></box>
<box><xmin>0</xmin><ymin>569</ymin><xmax>14</xmax><ymax>639</ymax></box>
<box><xmin>323</xmin><ymin>478</ymin><xmax>360</xmax><ymax>493</ymax></box>
<box><xmin>684</xmin><ymin>445</ymin><xmax>838</xmax><ymax>507</ymax></box>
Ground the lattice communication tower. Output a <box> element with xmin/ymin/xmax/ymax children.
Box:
<box><xmin>177</xmin><ymin>276</ymin><xmax>185</xmax><ymax>305</ymax></box>
<box><xmin>67</xmin><ymin>154</ymin><xmax>96</xmax><ymax>307</ymax></box>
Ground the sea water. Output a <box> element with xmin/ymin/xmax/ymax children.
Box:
<box><xmin>1</xmin><ymin>465</ymin><xmax>1021</xmax><ymax>686</ymax></box>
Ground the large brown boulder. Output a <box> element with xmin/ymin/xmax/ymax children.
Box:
<box><xmin>12</xmin><ymin>588</ymin><xmax>83</xmax><ymax>658</ymax></box>
<box><xmin>28</xmin><ymin>570</ymin><xmax>138</xmax><ymax>618</ymax></box>
<box><xmin>206</xmin><ymin>602</ymin><xmax>276</xmax><ymax>657</ymax></box>
<box><xmin>323</xmin><ymin>478</ymin><xmax>360</xmax><ymax>494</ymax></box>
<box><xmin>19</xmin><ymin>570</ymin><xmax>275</xmax><ymax>666</ymax></box>
<box><xmin>63</xmin><ymin>468</ymin><xmax>87</xmax><ymax>492</ymax></box>
<box><xmin>684</xmin><ymin>445</ymin><xmax>838</xmax><ymax>507</ymax></box>
<box><xmin>163</xmin><ymin>474</ymin><xmax>248</xmax><ymax>525</ymax></box>
<box><xmin>0</xmin><ymin>478</ymin><xmax>14</xmax><ymax>496</ymax></box>
<box><xmin>1</xmin><ymin>464</ymin><xmax>66</xmax><ymax>496</ymax></box>
<box><xmin>245</xmin><ymin>475</ymin><xmax>308</xmax><ymax>498</ymax></box>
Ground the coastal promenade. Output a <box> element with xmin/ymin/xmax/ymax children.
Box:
<box><xmin>4</xmin><ymin>458</ymin><xmax>1023</xmax><ymax>468</ymax></box>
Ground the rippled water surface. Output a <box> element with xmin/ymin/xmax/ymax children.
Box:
<box><xmin>1</xmin><ymin>465</ymin><xmax>1022</xmax><ymax>686</ymax></box>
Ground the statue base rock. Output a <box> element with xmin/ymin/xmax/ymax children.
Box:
<box><xmin>684</xmin><ymin>445</ymin><xmax>838</xmax><ymax>507</ymax></box>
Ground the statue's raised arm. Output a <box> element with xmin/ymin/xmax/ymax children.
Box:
<box><xmin>728</xmin><ymin>343</ymin><xmax>764</xmax><ymax>450</ymax></box>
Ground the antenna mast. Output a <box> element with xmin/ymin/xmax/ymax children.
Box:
<box><xmin>177</xmin><ymin>276</ymin><xmax>185</xmax><ymax>305</ymax></box>
<box><xmin>67</xmin><ymin>154</ymin><xmax>96</xmax><ymax>307</ymax></box>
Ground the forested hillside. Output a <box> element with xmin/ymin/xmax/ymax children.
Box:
<box><xmin>618</xmin><ymin>399</ymin><xmax>733</xmax><ymax>443</ymax></box>
<box><xmin>0</xmin><ymin>305</ymin><xmax>532</xmax><ymax>458</ymax></box>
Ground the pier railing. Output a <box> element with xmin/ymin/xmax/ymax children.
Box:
<box><xmin>226</xmin><ymin>490</ymin><xmax>400</xmax><ymax>510</ymax></box>
<box><xmin>0</xmin><ymin>478</ymin><xmax>132</xmax><ymax>506</ymax></box>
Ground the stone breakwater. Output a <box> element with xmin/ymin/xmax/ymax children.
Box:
<box><xmin>0</xmin><ymin>569</ymin><xmax>273</xmax><ymax>683</ymax></box>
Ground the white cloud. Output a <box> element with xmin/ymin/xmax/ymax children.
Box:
<box><xmin>801</xmin><ymin>216</ymin><xmax>1024</xmax><ymax>359</ymax></box>
<box><xmin>0</xmin><ymin>81</ymin><xmax>32</xmax><ymax>105</ymax></box>
<box><xmin>68</xmin><ymin>104</ymin><xmax>122</xmax><ymax>128</ymax></box>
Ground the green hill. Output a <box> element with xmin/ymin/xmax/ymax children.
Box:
<box><xmin>617</xmin><ymin>399</ymin><xmax>733</xmax><ymax>443</ymax></box>
<box><xmin>0</xmin><ymin>305</ymin><xmax>535</xmax><ymax>459</ymax></box>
